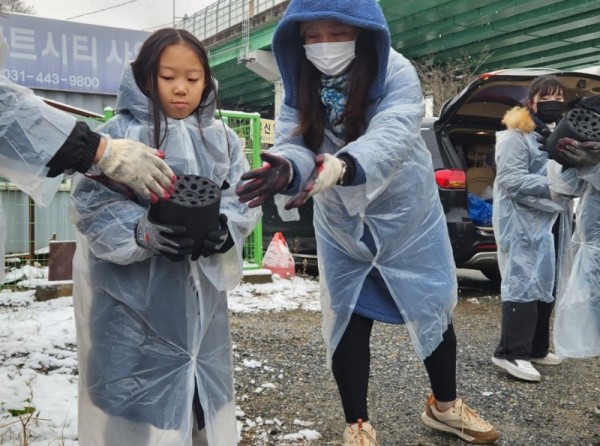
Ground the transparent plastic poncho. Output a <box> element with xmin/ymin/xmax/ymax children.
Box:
<box><xmin>272</xmin><ymin>51</ymin><xmax>457</xmax><ymax>363</ymax></box>
<box><xmin>0</xmin><ymin>76</ymin><xmax>68</xmax><ymax>206</ymax></box>
<box><xmin>70</xmin><ymin>66</ymin><xmax>261</xmax><ymax>445</ymax></box>
<box><xmin>548</xmin><ymin>161</ymin><xmax>600</xmax><ymax>358</ymax></box>
<box><xmin>1</xmin><ymin>34</ymin><xmax>68</xmax><ymax>280</ymax></box>
<box><xmin>493</xmin><ymin>129</ymin><xmax>565</xmax><ymax>304</ymax></box>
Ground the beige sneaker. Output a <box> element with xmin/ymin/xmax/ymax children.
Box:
<box><xmin>421</xmin><ymin>394</ymin><xmax>500</xmax><ymax>444</ymax></box>
<box><xmin>343</xmin><ymin>419</ymin><xmax>379</xmax><ymax>446</ymax></box>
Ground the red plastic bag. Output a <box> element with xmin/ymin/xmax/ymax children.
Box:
<box><xmin>262</xmin><ymin>232</ymin><xmax>296</xmax><ymax>278</ymax></box>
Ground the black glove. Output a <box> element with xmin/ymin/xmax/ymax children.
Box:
<box><xmin>557</xmin><ymin>137</ymin><xmax>600</xmax><ymax>167</ymax></box>
<box><xmin>536</xmin><ymin>132</ymin><xmax>550</xmax><ymax>152</ymax></box>
<box><xmin>191</xmin><ymin>214</ymin><xmax>233</xmax><ymax>260</ymax></box>
<box><xmin>135</xmin><ymin>213</ymin><xmax>194</xmax><ymax>261</ymax></box>
<box><xmin>235</xmin><ymin>152</ymin><xmax>292</xmax><ymax>208</ymax></box>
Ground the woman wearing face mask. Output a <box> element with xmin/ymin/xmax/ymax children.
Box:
<box><xmin>236</xmin><ymin>0</ymin><xmax>499</xmax><ymax>444</ymax></box>
<box><xmin>491</xmin><ymin>74</ymin><xmax>568</xmax><ymax>382</ymax></box>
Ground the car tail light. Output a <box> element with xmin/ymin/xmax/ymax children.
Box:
<box><xmin>434</xmin><ymin>169</ymin><xmax>466</xmax><ymax>189</ymax></box>
<box><xmin>479</xmin><ymin>70</ymin><xmax>499</xmax><ymax>80</ymax></box>
<box><xmin>476</xmin><ymin>243</ymin><xmax>497</xmax><ymax>251</ymax></box>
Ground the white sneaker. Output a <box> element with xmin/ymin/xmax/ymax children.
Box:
<box><xmin>531</xmin><ymin>352</ymin><xmax>563</xmax><ymax>366</ymax></box>
<box><xmin>491</xmin><ymin>356</ymin><xmax>541</xmax><ymax>382</ymax></box>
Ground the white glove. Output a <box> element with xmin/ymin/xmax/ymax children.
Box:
<box><xmin>96</xmin><ymin>138</ymin><xmax>175</xmax><ymax>201</ymax></box>
<box><xmin>284</xmin><ymin>153</ymin><xmax>346</xmax><ymax>209</ymax></box>
<box><xmin>310</xmin><ymin>153</ymin><xmax>346</xmax><ymax>195</ymax></box>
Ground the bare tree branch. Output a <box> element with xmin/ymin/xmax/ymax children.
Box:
<box><xmin>0</xmin><ymin>0</ymin><xmax>35</xmax><ymax>14</ymax></box>
<box><xmin>412</xmin><ymin>51</ymin><xmax>492</xmax><ymax>117</ymax></box>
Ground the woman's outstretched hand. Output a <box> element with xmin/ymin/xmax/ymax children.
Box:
<box><xmin>284</xmin><ymin>154</ymin><xmax>345</xmax><ymax>209</ymax></box>
<box><xmin>236</xmin><ymin>151</ymin><xmax>292</xmax><ymax>208</ymax></box>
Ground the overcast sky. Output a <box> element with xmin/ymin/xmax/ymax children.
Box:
<box><xmin>23</xmin><ymin>0</ymin><xmax>217</xmax><ymax>31</ymax></box>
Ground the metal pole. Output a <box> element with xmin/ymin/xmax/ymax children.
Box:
<box><xmin>28</xmin><ymin>196</ymin><xmax>35</xmax><ymax>263</ymax></box>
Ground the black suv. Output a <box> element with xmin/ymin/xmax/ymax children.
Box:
<box><xmin>262</xmin><ymin>68</ymin><xmax>600</xmax><ymax>280</ymax></box>
<box><xmin>422</xmin><ymin>115</ymin><xmax>500</xmax><ymax>280</ymax></box>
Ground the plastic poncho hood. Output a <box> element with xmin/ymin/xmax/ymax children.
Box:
<box><xmin>273</xmin><ymin>0</ymin><xmax>391</xmax><ymax>108</ymax></box>
<box><xmin>114</xmin><ymin>63</ymin><xmax>218</xmax><ymax>147</ymax></box>
<box><xmin>110</xmin><ymin>65</ymin><xmax>229</xmax><ymax>182</ymax></box>
<box><xmin>71</xmin><ymin>64</ymin><xmax>261</xmax><ymax>445</ymax></box>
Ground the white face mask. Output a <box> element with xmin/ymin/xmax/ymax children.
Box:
<box><xmin>0</xmin><ymin>34</ymin><xmax>8</xmax><ymax>68</ymax></box>
<box><xmin>303</xmin><ymin>40</ymin><xmax>356</xmax><ymax>77</ymax></box>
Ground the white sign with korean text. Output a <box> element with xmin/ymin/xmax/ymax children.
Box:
<box><xmin>0</xmin><ymin>13</ymin><xmax>149</xmax><ymax>94</ymax></box>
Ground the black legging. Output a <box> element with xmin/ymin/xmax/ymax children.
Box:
<box><xmin>332</xmin><ymin>313</ymin><xmax>457</xmax><ymax>423</ymax></box>
<box><xmin>193</xmin><ymin>384</ymin><xmax>206</xmax><ymax>431</ymax></box>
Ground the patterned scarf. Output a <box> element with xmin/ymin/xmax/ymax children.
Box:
<box><xmin>319</xmin><ymin>73</ymin><xmax>350</xmax><ymax>138</ymax></box>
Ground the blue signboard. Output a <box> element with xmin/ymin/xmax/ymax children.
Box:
<box><xmin>0</xmin><ymin>13</ymin><xmax>149</xmax><ymax>95</ymax></box>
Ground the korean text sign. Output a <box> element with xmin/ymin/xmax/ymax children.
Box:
<box><xmin>0</xmin><ymin>13</ymin><xmax>149</xmax><ymax>94</ymax></box>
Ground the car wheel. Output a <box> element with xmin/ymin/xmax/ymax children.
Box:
<box><xmin>480</xmin><ymin>267</ymin><xmax>501</xmax><ymax>282</ymax></box>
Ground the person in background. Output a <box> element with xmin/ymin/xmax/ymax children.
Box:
<box><xmin>543</xmin><ymin>94</ymin><xmax>600</xmax><ymax>416</ymax></box>
<box><xmin>0</xmin><ymin>17</ymin><xmax>175</xmax><ymax>281</ymax></box>
<box><xmin>71</xmin><ymin>28</ymin><xmax>260</xmax><ymax>445</ymax></box>
<box><xmin>236</xmin><ymin>0</ymin><xmax>499</xmax><ymax>444</ymax></box>
<box><xmin>491</xmin><ymin>74</ymin><xmax>567</xmax><ymax>382</ymax></box>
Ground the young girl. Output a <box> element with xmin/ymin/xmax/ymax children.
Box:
<box><xmin>236</xmin><ymin>0</ymin><xmax>499</xmax><ymax>444</ymax></box>
<box><xmin>491</xmin><ymin>75</ymin><xmax>567</xmax><ymax>382</ymax></box>
<box><xmin>71</xmin><ymin>28</ymin><xmax>260</xmax><ymax>445</ymax></box>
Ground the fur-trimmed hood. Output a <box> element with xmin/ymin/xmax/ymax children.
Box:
<box><xmin>501</xmin><ymin>106</ymin><xmax>536</xmax><ymax>133</ymax></box>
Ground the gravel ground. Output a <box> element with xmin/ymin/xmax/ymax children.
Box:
<box><xmin>230</xmin><ymin>274</ymin><xmax>600</xmax><ymax>446</ymax></box>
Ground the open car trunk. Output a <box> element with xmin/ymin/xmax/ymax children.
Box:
<box><xmin>449</xmin><ymin>129</ymin><xmax>496</xmax><ymax>229</ymax></box>
<box><xmin>436</xmin><ymin>68</ymin><xmax>600</xmax><ymax>234</ymax></box>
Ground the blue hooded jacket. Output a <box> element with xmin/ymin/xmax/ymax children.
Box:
<box><xmin>269</xmin><ymin>0</ymin><xmax>457</xmax><ymax>363</ymax></box>
<box><xmin>273</xmin><ymin>0</ymin><xmax>390</xmax><ymax>108</ymax></box>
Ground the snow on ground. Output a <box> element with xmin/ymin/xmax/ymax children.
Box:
<box><xmin>0</xmin><ymin>266</ymin><xmax>321</xmax><ymax>445</ymax></box>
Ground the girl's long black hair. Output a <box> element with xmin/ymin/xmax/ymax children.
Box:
<box><xmin>130</xmin><ymin>28</ymin><xmax>219</xmax><ymax>149</ymax></box>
